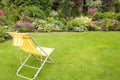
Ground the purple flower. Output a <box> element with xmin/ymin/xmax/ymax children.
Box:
<box><xmin>24</xmin><ymin>21</ymin><xmax>32</xmax><ymax>27</ymax></box>
<box><xmin>16</xmin><ymin>21</ymin><xmax>33</xmax><ymax>28</ymax></box>
<box><xmin>0</xmin><ymin>11</ymin><xmax>4</xmax><ymax>16</ymax></box>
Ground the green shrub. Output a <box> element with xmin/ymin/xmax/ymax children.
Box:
<box><xmin>87</xmin><ymin>21</ymin><xmax>101</xmax><ymax>31</ymax></box>
<box><xmin>114</xmin><ymin>0</ymin><xmax>120</xmax><ymax>13</ymax></box>
<box><xmin>0</xmin><ymin>16</ymin><xmax>7</xmax><ymax>23</ymax></box>
<box><xmin>0</xmin><ymin>26</ymin><xmax>10</xmax><ymax>42</ymax></box>
<box><xmin>92</xmin><ymin>12</ymin><xmax>104</xmax><ymax>19</ymax></box>
<box><xmin>67</xmin><ymin>16</ymin><xmax>91</xmax><ymax>31</ymax></box>
<box><xmin>108</xmin><ymin>20</ymin><xmax>120</xmax><ymax>31</ymax></box>
<box><xmin>93</xmin><ymin>12</ymin><xmax>116</xmax><ymax>20</ymax></box>
<box><xmin>101</xmin><ymin>19</ymin><xmax>120</xmax><ymax>31</ymax></box>
<box><xmin>33</xmin><ymin>17</ymin><xmax>63</xmax><ymax>32</ymax></box>
<box><xmin>103</xmin><ymin>12</ymin><xmax>116</xmax><ymax>19</ymax></box>
<box><xmin>116</xmin><ymin>13</ymin><xmax>120</xmax><ymax>21</ymax></box>
<box><xmin>27</xmin><ymin>5</ymin><xmax>46</xmax><ymax>19</ymax></box>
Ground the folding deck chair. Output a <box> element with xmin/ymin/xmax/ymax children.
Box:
<box><xmin>8</xmin><ymin>32</ymin><xmax>55</xmax><ymax>80</ymax></box>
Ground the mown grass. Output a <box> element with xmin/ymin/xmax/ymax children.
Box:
<box><xmin>0</xmin><ymin>32</ymin><xmax>120</xmax><ymax>80</ymax></box>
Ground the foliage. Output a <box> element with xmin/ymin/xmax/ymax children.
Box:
<box><xmin>57</xmin><ymin>0</ymin><xmax>83</xmax><ymax>19</ymax></box>
<box><xmin>114</xmin><ymin>0</ymin><xmax>120</xmax><ymax>13</ymax></box>
<box><xmin>92</xmin><ymin>12</ymin><xmax>104</xmax><ymax>19</ymax></box>
<box><xmin>0</xmin><ymin>0</ymin><xmax>53</xmax><ymax>24</ymax></box>
<box><xmin>0</xmin><ymin>26</ymin><xmax>13</xmax><ymax>42</ymax></box>
<box><xmin>59</xmin><ymin>0</ymin><xmax>75</xmax><ymax>18</ymax></box>
<box><xmin>0</xmin><ymin>0</ymin><xmax>120</xmax><ymax>33</ymax></box>
<box><xmin>116</xmin><ymin>13</ymin><xmax>120</xmax><ymax>21</ymax></box>
<box><xmin>67</xmin><ymin>16</ymin><xmax>91</xmax><ymax>31</ymax></box>
<box><xmin>86</xmin><ymin>0</ymin><xmax>101</xmax><ymax>8</ymax></box>
<box><xmin>32</xmin><ymin>0</ymin><xmax>53</xmax><ymax>17</ymax></box>
<box><xmin>93</xmin><ymin>12</ymin><xmax>116</xmax><ymax>20</ymax></box>
<box><xmin>33</xmin><ymin>17</ymin><xmax>63</xmax><ymax>32</ymax></box>
<box><xmin>87</xmin><ymin>21</ymin><xmax>101</xmax><ymax>31</ymax></box>
<box><xmin>27</xmin><ymin>5</ymin><xmax>46</xmax><ymax>19</ymax></box>
<box><xmin>0</xmin><ymin>26</ymin><xmax>7</xmax><ymax>42</ymax></box>
<box><xmin>103</xmin><ymin>12</ymin><xmax>116</xmax><ymax>19</ymax></box>
<box><xmin>101</xmin><ymin>0</ymin><xmax>115</xmax><ymax>12</ymax></box>
<box><xmin>100</xmin><ymin>19</ymin><xmax>120</xmax><ymax>31</ymax></box>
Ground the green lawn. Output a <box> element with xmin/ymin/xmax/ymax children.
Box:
<box><xmin>0</xmin><ymin>32</ymin><xmax>120</xmax><ymax>80</ymax></box>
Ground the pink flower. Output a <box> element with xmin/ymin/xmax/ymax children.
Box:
<box><xmin>0</xmin><ymin>11</ymin><xmax>4</xmax><ymax>16</ymax></box>
<box><xmin>88</xmin><ymin>8</ymin><xmax>96</xmax><ymax>14</ymax></box>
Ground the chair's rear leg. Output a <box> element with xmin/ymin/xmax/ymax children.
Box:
<box><xmin>16</xmin><ymin>54</ymin><xmax>31</xmax><ymax>76</ymax></box>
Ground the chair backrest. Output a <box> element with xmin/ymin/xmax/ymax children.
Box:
<box><xmin>8</xmin><ymin>32</ymin><xmax>41</xmax><ymax>56</ymax></box>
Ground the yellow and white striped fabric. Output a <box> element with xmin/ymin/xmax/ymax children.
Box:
<box><xmin>9</xmin><ymin>32</ymin><xmax>24</xmax><ymax>46</ymax></box>
<box><xmin>8</xmin><ymin>32</ymin><xmax>41</xmax><ymax>56</ymax></box>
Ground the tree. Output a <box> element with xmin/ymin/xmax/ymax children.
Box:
<box><xmin>114</xmin><ymin>0</ymin><xmax>120</xmax><ymax>13</ymax></box>
<box><xmin>101</xmin><ymin>0</ymin><xmax>115</xmax><ymax>12</ymax></box>
<box><xmin>60</xmin><ymin>0</ymin><xmax>75</xmax><ymax>19</ymax></box>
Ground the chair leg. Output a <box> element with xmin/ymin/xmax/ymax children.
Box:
<box><xmin>16</xmin><ymin>54</ymin><xmax>54</xmax><ymax>80</ymax></box>
<box><xmin>16</xmin><ymin>54</ymin><xmax>32</xmax><ymax>80</ymax></box>
<box><xmin>32</xmin><ymin>56</ymin><xmax>54</xmax><ymax>80</ymax></box>
<box><xmin>32</xmin><ymin>56</ymin><xmax>49</xmax><ymax>80</ymax></box>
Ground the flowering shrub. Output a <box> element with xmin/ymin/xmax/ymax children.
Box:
<box><xmin>101</xmin><ymin>19</ymin><xmax>120</xmax><ymax>31</ymax></box>
<box><xmin>0</xmin><ymin>11</ymin><xmax>5</xmax><ymax>26</ymax></box>
<box><xmin>67</xmin><ymin>16</ymin><xmax>91</xmax><ymax>31</ymax></box>
<box><xmin>33</xmin><ymin>18</ymin><xmax>63</xmax><ymax>32</ymax></box>
<box><xmin>0</xmin><ymin>11</ymin><xmax>4</xmax><ymax>16</ymax></box>
<box><xmin>15</xmin><ymin>21</ymin><xmax>34</xmax><ymax>32</ymax></box>
<box><xmin>16</xmin><ymin>21</ymin><xmax>33</xmax><ymax>27</ymax></box>
<box><xmin>87</xmin><ymin>21</ymin><xmax>101</xmax><ymax>31</ymax></box>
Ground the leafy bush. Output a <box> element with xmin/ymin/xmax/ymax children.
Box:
<box><xmin>0</xmin><ymin>26</ymin><xmax>12</xmax><ymax>42</ymax></box>
<box><xmin>93</xmin><ymin>12</ymin><xmax>116</xmax><ymax>20</ymax></box>
<box><xmin>103</xmin><ymin>12</ymin><xmax>116</xmax><ymax>19</ymax></box>
<box><xmin>27</xmin><ymin>5</ymin><xmax>46</xmax><ymax>19</ymax></box>
<box><xmin>33</xmin><ymin>17</ymin><xmax>63</xmax><ymax>32</ymax></box>
<box><xmin>108</xmin><ymin>20</ymin><xmax>120</xmax><ymax>31</ymax></box>
<box><xmin>67</xmin><ymin>17</ymin><xmax>91</xmax><ymax>31</ymax></box>
<box><xmin>114</xmin><ymin>0</ymin><xmax>120</xmax><ymax>13</ymax></box>
<box><xmin>92</xmin><ymin>12</ymin><xmax>104</xmax><ymax>19</ymax></box>
<box><xmin>59</xmin><ymin>0</ymin><xmax>75</xmax><ymax>18</ymax></box>
<box><xmin>87</xmin><ymin>21</ymin><xmax>102</xmax><ymax>31</ymax></box>
<box><xmin>116</xmin><ymin>13</ymin><xmax>120</xmax><ymax>21</ymax></box>
<box><xmin>86</xmin><ymin>0</ymin><xmax>101</xmax><ymax>8</ymax></box>
<box><xmin>101</xmin><ymin>19</ymin><xmax>120</xmax><ymax>31</ymax></box>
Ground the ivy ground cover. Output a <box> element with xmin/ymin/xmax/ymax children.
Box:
<box><xmin>0</xmin><ymin>32</ymin><xmax>120</xmax><ymax>80</ymax></box>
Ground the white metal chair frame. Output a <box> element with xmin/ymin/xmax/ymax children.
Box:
<box><xmin>10</xmin><ymin>33</ymin><xmax>54</xmax><ymax>80</ymax></box>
